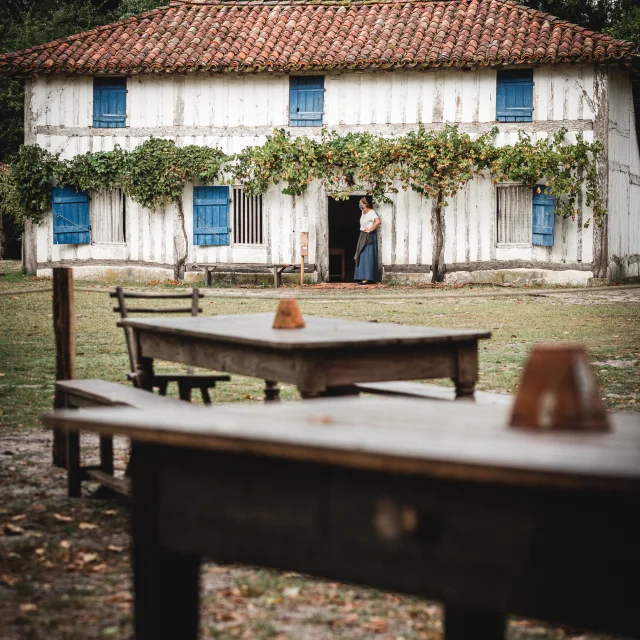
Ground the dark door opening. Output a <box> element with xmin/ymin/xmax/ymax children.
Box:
<box><xmin>328</xmin><ymin>196</ymin><xmax>362</xmax><ymax>282</ymax></box>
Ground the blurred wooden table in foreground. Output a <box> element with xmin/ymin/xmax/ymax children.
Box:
<box><xmin>45</xmin><ymin>397</ymin><xmax>640</xmax><ymax>640</ymax></box>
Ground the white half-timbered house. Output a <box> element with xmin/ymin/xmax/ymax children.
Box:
<box><xmin>1</xmin><ymin>0</ymin><xmax>639</xmax><ymax>284</ymax></box>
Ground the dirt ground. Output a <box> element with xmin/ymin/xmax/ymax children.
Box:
<box><xmin>1</xmin><ymin>263</ymin><xmax>638</xmax><ymax>639</ymax></box>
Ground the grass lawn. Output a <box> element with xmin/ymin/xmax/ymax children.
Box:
<box><xmin>1</xmin><ymin>263</ymin><xmax>639</xmax><ymax>639</ymax></box>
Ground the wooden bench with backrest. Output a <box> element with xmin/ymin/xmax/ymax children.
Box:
<box><xmin>354</xmin><ymin>381</ymin><xmax>512</xmax><ymax>405</ymax></box>
<box><xmin>112</xmin><ymin>286</ymin><xmax>230</xmax><ymax>402</ymax></box>
<box><xmin>57</xmin><ymin>378</ymin><xmax>199</xmax><ymax>497</ymax></box>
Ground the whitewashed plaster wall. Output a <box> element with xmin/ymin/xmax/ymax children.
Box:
<box><xmin>607</xmin><ymin>67</ymin><xmax>640</xmax><ymax>280</ymax></box>
<box><xmin>29</xmin><ymin>66</ymin><xmax>601</xmax><ymax>279</ymax></box>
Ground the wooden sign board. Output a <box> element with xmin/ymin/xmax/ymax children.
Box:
<box><xmin>300</xmin><ymin>232</ymin><xmax>309</xmax><ymax>257</ymax></box>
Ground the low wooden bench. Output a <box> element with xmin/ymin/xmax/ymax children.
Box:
<box><xmin>354</xmin><ymin>380</ymin><xmax>512</xmax><ymax>405</ymax></box>
<box><xmin>57</xmin><ymin>379</ymin><xmax>195</xmax><ymax>497</ymax></box>
<box><xmin>196</xmin><ymin>263</ymin><xmax>315</xmax><ymax>288</ymax></box>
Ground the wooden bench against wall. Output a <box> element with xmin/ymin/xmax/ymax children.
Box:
<box><xmin>56</xmin><ymin>379</ymin><xmax>195</xmax><ymax>497</ymax></box>
<box><xmin>190</xmin><ymin>263</ymin><xmax>316</xmax><ymax>288</ymax></box>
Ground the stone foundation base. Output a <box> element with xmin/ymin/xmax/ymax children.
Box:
<box><xmin>384</xmin><ymin>268</ymin><xmax>594</xmax><ymax>287</ymax></box>
<box><xmin>37</xmin><ymin>265</ymin><xmax>175</xmax><ymax>282</ymax></box>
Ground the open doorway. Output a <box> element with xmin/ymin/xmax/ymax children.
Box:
<box><xmin>328</xmin><ymin>196</ymin><xmax>362</xmax><ymax>282</ymax></box>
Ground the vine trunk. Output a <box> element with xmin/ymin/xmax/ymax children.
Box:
<box><xmin>430</xmin><ymin>190</ymin><xmax>445</xmax><ymax>283</ymax></box>
<box><xmin>174</xmin><ymin>200</ymin><xmax>188</xmax><ymax>280</ymax></box>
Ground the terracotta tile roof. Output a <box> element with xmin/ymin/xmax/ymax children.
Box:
<box><xmin>0</xmin><ymin>0</ymin><xmax>636</xmax><ymax>76</ymax></box>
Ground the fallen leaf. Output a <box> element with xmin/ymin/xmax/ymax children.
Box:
<box><xmin>59</xmin><ymin>540</ymin><xmax>71</xmax><ymax>550</ymax></box>
<box><xmin>78</xmin><ymin>522</ymin><xmax>98</xmax><ymax>530</ymax></box>
<box><xmin>54</xmin><ymin>513</ymin><xmax>73</xmax><ymax>523</ymax></box>
<box><xmin>11</xmin><ymin>514</ymin><xmax>26</xmax><ymax>521</ymax></box>
<box><xmin>107</xmin><ymin>545</ymin><xmax>124</xmax><ymax>553</ymax></box>
<box><xmin>3</xmin><ymin>523</ymin><xmax>24</xmax><ymax>536</ymax></box>
<box><xmin>364</xmin><ymin>618</ymin><xmax>388</xmax><ymax>632</ymax></box>
<box><xmin>92</xmin><ymin>563</ymin><xmax>108</xmax><ymax>572</ymax></box>
<box><xmin>107</xmin><ymin>592</ymin><xmax>132</xmax><ymax>603</ymax></box>
<box><xmin>1</xmin><ymin>574</ymin><xmax>18</xmax><ymax>587</ymax></box>
<box><xmin>78</xmin><ymin>552</ymin><xmax>98</xmax><ymax>564</ymax></box>
<box><xmin>104</xmin><ymin>509</ymin><xmax>117</xmax><ymax>516</ymax></box>
<box><xmin>34</xmin><ymin>548</ymin><xmax>45</xmax><ymax>556</ymax></box>
<box><xmin>283</xmin><ymin>587</ymin><xmax>300</xmax><ymax>598</ymax></box>
<box><xmin>19</xmin><ymin>603</ymin><xmax>37</xmax><ymax>613</ymax></box>
<box><xmin>309</xmin><ymin>415</ymin><xmax>335</xmax><ymax>425</ymax></box>
<box><xmin>0</xmin><ymin>373</ymin><xmax>5</xmax><ymax>377</ymax></box>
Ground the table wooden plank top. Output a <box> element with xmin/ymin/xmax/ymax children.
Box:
<box><xmin>44</xmin><ymin>396</ymin><xmax>640</xmax><ymax>492</ymax></box>
<box><xmin>121</xmin><ymin>314</ymin><xmax>491</xmax><ymax>350</ymax></box>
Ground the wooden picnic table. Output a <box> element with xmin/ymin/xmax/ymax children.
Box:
<box><xmin>44</xmin><ymin>397</ymin><xmax>640</xmax><ymax>640</ymax></box>
<box><xmin>122</xmin><ymin>313</ymin><xmax>491</xmax><ymax>400</ymax></box>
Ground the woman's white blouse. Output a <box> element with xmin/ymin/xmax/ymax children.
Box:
<box><xmin>360</xmin><ymin>209</ymin><xmax>379</xmax><ymax>231</ymax></box>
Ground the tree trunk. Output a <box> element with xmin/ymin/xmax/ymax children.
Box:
<box><xmin>173</xmin><ymin>199</ymin><xmax>188</xmax><ymax>280</ymax></box>
<box><xmin>592</xmin><ymin>221</ymin><xmax>608</xmax><ymax>279</ymax></box>
<box><xmin>431</xmin><ymin>190</ymin><xmax>445</xmax><ymax>283</ymax></box>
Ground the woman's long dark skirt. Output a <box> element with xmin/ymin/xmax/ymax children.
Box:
<box><xmin>354</xmin><ymin>230</ymin><xmax>379</xmax><ymax>282</ymax></box>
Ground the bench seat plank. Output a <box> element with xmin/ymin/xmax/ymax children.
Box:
<box><xmin>354</xmin><ymin>381</ymin><xmax>512</xmax><ymax>406</ymax></box>
<box><xmin>56</xmin><ymin>379</ymin><xmax>194</xmax><ymax>409</ymax></box>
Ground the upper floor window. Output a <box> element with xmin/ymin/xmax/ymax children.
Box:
<box><xmin>93</xmin><ymin>78</ymin><xmax>127</xmax><ymax>128</ymax></box>
<box><xmin>289</xmin><ymin>76</ymin><xmax>324</xmax><ymax>127</ymax></box>
<box><xmin>496</xmin><ymin>70</ymin><xmax>533</xmax><ymax>122</ymax></box>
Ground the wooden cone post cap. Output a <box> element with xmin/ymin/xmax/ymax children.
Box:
<box><xmin>509</xmin><ymin>343</ymin><xmax>610</xmax><ymax>432</ymax></box>
<box><xmin>272</xmin><ymin>298</ymin><xmax>306</xmax><ymax>329</ymax></box>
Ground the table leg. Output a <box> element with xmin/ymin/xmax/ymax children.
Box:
<box><xmin>453</xmin><ymin>342</ymin><xmax>478</xmax><ymax>400</ymax></box>
<box><xmin>444</xmin><ymin>605</ymin><xmax>506</xmax><ymax>640</ymax></box>
<box><xmin>66</xmin><ymin>430</ymin><xmax>81</xmax><ymax>498</ymax></box>
<box><xmin>99</xmin><ymin>435</ymin><xmax>114</xmax><ymax>476</ymax></box>
<box><xmin>131</xmin><ymin>442</ymin><xmax>201</xmax><ymax>640</ymax></box>
<box><xmin>132</xmin><ymin>540</ymin><xmax>201</xmax><ymax>639</ymax></box>
<box><xmin>264</xmin><ymin>380</ymin><xmax>281</xmax><ymax>402</ymax></box>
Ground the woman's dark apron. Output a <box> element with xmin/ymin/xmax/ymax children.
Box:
<box><xmin>354</xmin><ymin>229</ymin><xmax>378</xmax><ymax>282</ymax></box>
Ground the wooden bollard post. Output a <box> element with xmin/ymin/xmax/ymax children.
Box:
<box><xmin>300</xmin><ymin>232</ymin><xmax>308</xmax><ymax>286</ymax></box>
<box><xmin>52</xmin><ymin>267</ymin><xmax>76</xmax><ymax>468</ymax></box>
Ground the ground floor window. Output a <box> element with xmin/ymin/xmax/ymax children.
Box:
<box><xmin>232</xmin><ymin>188</ymin><xmax>264</xmax><ymax>245</ymax></box>
<box><xmin>91</xmin><ymin>189</ymin><xmax>125</xmax><ymax>243</ymax></box>
<box><xmin>496</xmin><ymin>184</ymin><xmax>532</xmax><ymax>244</ymax></box>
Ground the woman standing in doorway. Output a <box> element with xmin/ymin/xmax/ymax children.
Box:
<box><xmin>353</xmin><ymin>196</ymin><xmax>380</xmax><ymax>285</ymax></box>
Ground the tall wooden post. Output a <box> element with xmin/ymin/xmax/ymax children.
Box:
<box><xmin>53</xmin><ymin>267</ymin><xmax>76</xmax><ymax>468</ymax></box>
<box><xmin>300</xmin><ymin>232</ymin><xmax>308</xmax><ymax>286</ymax></box>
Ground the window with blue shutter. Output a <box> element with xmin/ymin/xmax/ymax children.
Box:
<box><xmin>289</xmin><ymin>76</ymin><xmax>324</xmax><ymax>127</ymax></box>
<box><xmin>496</xmin><ymin>70</ymin><xmax>533</xmax><ymax>122</ymax></box>
<box><xmin>193</xmin><ymin>186</ymin><xmax>231</xmax><ymax>246</ymax></box>
<box><xmin>52</xmin><ymin>187</ymin><xmax>91</xmax><ymax>245</ymax></box>
<box><xmin>532</xmin><ymin>186</ymin><xmax>555</xmax><ymax>247</ymax></box>
<box><xmin>93</xmin><ymin>78</ymin><xmax>127</xmax><ymax>128</ymax></box>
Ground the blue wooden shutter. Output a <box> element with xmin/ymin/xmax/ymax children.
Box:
<box><xmin>532</xmin><ymin>186</ymin><xmax>555</xmax><ymax>247</ymax></box>
<box><xmin>52</xmin><ymin>187</ymin><xmax>91</xmax><ymax>245</ymax></box>
<box><xmin>193</xmin><ymin>186</ymin><xmax>231</xmax><ymax>246</ymax></box>
<box><xmin>93</xmin><ymin>78</ymin><xmax>127</xmax><ymax>128</ymax></box>
<box><xmin>496</xmin><ymin>70</ymin><xmax>533</xmax><ymax>122</ymax></box>
<box><xmin>289</xmin><ymin>76</ymin><xmax>324</xmax><ymax>126</ymax></box>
